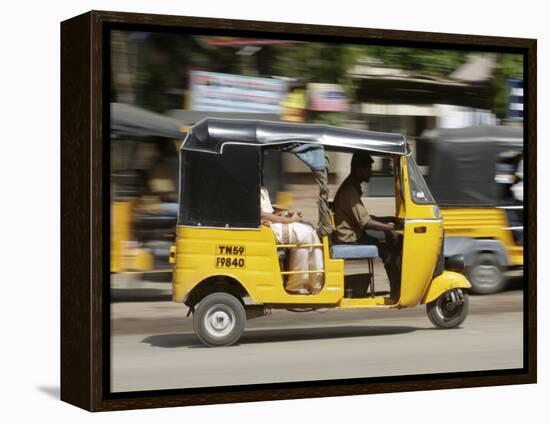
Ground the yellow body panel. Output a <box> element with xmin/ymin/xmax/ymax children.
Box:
<box><xmin>111</xmin><ymin>199</ymin><xmax>159</xmax><ymax>273</ymax></box>
<box><xmin>508</xmin><ymin>246</ymin><xmax>524</xmax><ymax>266</ymax></box>
<box><xmin>134</xmin><ymin>249</ymin><xmax>154</xmax><ymax>271</ymax></box>
<box><xmin>442</xmin><ymin>208</ymin><xmax>523</xmax><ymax>266</ymax></box>
<box><xmin>111</xmin><ymin>201</ymin><xmax>132</xmax><ymax>273</ymax></box>
<box><xmin>173</xmin><ymin>226</ymin><xmax>344</xmax><ymax>305</ymax></box>
<box><xmin>396</xmin><ymin>156</ymin><xmax>444</xmax><ymax>307</ymax></box>
<box><xmin>399</xmin><ymin>221</ymin><xmax>443</xmax><ymax>307</ymax></box>
<box><xmin>394</xmin><ymin>157</ymin><xmax>406</xmax><ymax>220</ymax></box>
<box><xmin>421</xmin><ymin>271</ymin><xmax>471</xmax><ymax>304</ymax></box>
<box><xmin>339</xmin><ymin>297</ymin><xmax>394</xmax><ymax>308</ymax></box>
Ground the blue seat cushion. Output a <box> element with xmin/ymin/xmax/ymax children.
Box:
<box><xmin>330</xmin><ymin>244</ymin><xmax>379</xmax><ymax>259</ymax></box>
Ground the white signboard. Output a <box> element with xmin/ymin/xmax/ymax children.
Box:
<box><xmin>307</xmin><ymin>83</ymin><xmax>350</xmax><ymax>112</ymax></box>
<box><xmin>190</xmin><ymin>71</ymin><xmax>288</xmax><ymax>114</ymax></box>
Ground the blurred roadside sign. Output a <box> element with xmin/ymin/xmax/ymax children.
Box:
<box><xmin>307</xmin><ymin>83</ymin><xmax>350</xmax><ymax>112</ymax></box>
<box><xmin>190</xmin><ymin>71</ymin><xmax>288</xmax><ymax>114</ymax></box>
<box><xmin>507</xmin><ymin>79</ymin><xmax>523</xmax><ymax>120</ymax></box>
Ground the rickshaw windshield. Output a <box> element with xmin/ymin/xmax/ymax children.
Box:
<box><xmin>406</xmin><ymin>155</ymin><xmax>435</xmax><ymax>205</ymax></box>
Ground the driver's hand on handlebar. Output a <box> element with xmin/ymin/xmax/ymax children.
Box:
<box><xmin>393</xmin><ymin>218</ymin><xmax>405</xmax><ymax>231</ymax></box>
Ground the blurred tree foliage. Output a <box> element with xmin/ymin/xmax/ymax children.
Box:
<box><xmin>112</xmin><ymin>33</ymin><xmax>243</xmax><ymax>113</ymax></box>
<box><xmin>271</xmin><ymin>44</ymin><xmax>468</xmax><ymax>100</ymax></box>
<box><xmin>270</xmin><ymin>44</ymin><xmax>469</xmax><ymax>124</ymax></box>
<box><xmin>271</xmin><ymin>44</ymin><xmax>523</xmax><ymax>120</ymax></box>
<box><xmin>112</xmin><ymin>33</ymin><xmax>524</xmax><ymax>120</ymax></box>
<box><xmin>363</xmin><ymin>46</ymin><xmax>468</xmax><ymax>76</ymax></box>
<box><xmin>493</xmin><ymin>54</ymin><xmax>524</xmax><ymax>119</ymax></box>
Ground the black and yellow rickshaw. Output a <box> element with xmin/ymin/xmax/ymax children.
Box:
<box><xmin>110</xmin><ymin>102</ymin><xmax>184</xmax><ymax>276</ymax></box>
<box><xmin>170</xmin><ymin>119</ymin><xmax>471</xmax><ymax>346</ymax></box>
<box><xmin>418</xmin><ymin>126</ymin><xmax>523</xmax><ymax>294</ymax></box>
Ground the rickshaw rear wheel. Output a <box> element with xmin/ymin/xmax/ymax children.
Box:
<box><xmin>427</xmin><ymin>288</ymin><xmax>469</xmax><ymax>329</ymax></box>
<box><xmin>193</xmin><ymin>292</ymin><xmax>246</xmax><ymax>347</ymax></box>
<box><xmin>467</xmin><ymin>253</ymin><xmax>506</xmax><ymax>295</ymax></box>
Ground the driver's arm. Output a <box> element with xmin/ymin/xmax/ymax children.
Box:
<box><xmin>350</xmin><ymin>198</ymin><xmax>398</xmax><ymax>233</ymax></box>
<box><xmin>365</xmin><ymin>219</ymin><xmax>397</xmax><ymax>232</ymax></box>
<box><xmin>371</xmin><ymin>215</ymin><xmax>404</xmax><ymax>228</ymax></box>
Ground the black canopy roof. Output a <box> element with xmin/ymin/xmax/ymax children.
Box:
<box><xmin>419</xmin><ymin>125</ymin><xmax>523</xmax><ymax>207</ymax></box>
<box><xmin>111</xmin><ymin>103</ymin><xmax>184</xmax><ymax>139</ymax></box>
<box><xmin>421</xmin><ymin>125</ymin><xmax>522</xmax><ymax>148</ymax></box>
<box><xmin>182</xmin><ymin>118</ymin><xmax>407</xmax><ymax>155</ymax></box>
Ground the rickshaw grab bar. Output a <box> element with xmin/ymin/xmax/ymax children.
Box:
<box><xmin>276</xmin><ymin>243</ymin><xmax>324</xmax><ymax>248</ymax></box>
<box><xmin>280</xmin><ymin>269</ymin><xmax>326</xmax><ymax>275</ymax></box>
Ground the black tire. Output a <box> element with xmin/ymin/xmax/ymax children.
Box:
<box><xmin>427</xmin><ymin>288</ymin><xmax>469</xmax><ymax>329</ymax></box>
<box><xmin>467</xmin><ymin>253</ymin><xmax>506</xmax><ymax>295</ymax></box>
<box><xmin>193</xmin><ymin>293</ymin><xmax>246</xmax><ymax>347</ymax></box>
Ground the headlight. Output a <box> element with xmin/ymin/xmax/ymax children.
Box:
<box><xmin>433</xmin><ymin>205</ymin><xmax>442</xmax><ymax>219</ymax></box>
<box><xmin>445</xmin><ymin>254</ymin><xmax>465</xmax><ymax>273</ymax></box>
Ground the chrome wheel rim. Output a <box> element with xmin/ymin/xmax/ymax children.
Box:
<box><xmin>204</xmin><ymin>306</ymin><xmax>235</xmax><ymax>338</ymax></box>
<box><xmin>434</xmin><ymin>289</ymin><xmax>464</xmax><ymax>322</ymax></box>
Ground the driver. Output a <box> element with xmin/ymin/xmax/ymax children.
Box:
<box><xmin>332</xmin><ymin>152</ymin><xmax>403</xmax><ymax>301</ymax></box>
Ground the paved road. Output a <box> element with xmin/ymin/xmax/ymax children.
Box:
<box><xmin>111</xmin><ymin>278</ymin><xmax>524</xmax><ymax>393</ymax></box>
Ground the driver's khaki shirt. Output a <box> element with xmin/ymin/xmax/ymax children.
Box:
<box><xmin>332</xmin><ymin>176</ymin><xmax>371</xmax><ymax>243</ymax></box>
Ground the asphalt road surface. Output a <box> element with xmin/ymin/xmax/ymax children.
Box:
<box><xmin>110</xmin><ymin>265</ymin><xmax>524</xmax><ymax>393</ymax></box>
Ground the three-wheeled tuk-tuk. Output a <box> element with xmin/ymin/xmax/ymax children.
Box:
<box><xmin>418</xmin><ymin>126</ymin><xmax>523</xmax><ymax>294</ymax></box>
<box><xmin>170</xmin><ymin>119</ymin><xmax>471</xmax><ymax>346</ymax></box>
<box><xmin>110</xmin><ymin>102</ymin><xmax>184</xmax><ymax>276</ymax></box>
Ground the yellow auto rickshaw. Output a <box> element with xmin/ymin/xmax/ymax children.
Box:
<box><xmin>418</xmin><ymin>126</ymin><xmax>523</xmax><ymax>294</ymax></box>
<box><xmin>170</xmin><ymin>119</ymin><xmax>471</xmax><ymax>346</ymax></box>
<box><xmin>110</xmin><ymin>102</ymin><xmax>184</xmax><ymax>277</ymax></box>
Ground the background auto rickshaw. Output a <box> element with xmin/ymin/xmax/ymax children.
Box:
<box><xmin>417</xmin><ymin>126</ymin><xmax>523</xmax><ymax>294</ymax></box>
<box><xmin>110</xmin><ymin>102</ymin><xmax>184</xmax><ymax>277</ymax></box>
<box><xmin>171</xmin><ymin>118</ymin><xmax>471</xmax><ymax>346</ymax></box>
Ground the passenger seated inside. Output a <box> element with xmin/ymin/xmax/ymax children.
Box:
<box><xmin>332</xmin><ymin>152</ymin><xmax>403</xmax><ymax>301</ymax></box>
<box><xmin>507</xmin><ymin>156</ymin><xmax>524</xmax><ymax>244</ymax></box>
<box><xmin>260</xmin><ymin>185</ymin><xmax>324</xmax><ymax>295</ymax></box>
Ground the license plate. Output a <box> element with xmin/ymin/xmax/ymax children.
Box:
<box><xmin>215</xmin><ymin>244</ymin><xmax>246</xmax><ymax>268</ymax></box>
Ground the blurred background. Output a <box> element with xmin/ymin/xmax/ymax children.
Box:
<box><xmin>109</xmin><ymin>31</ymin><xmax>524</xmax><ymax>294</ymax></box>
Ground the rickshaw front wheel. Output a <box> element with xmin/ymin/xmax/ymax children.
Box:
<box><xmin>426</xmin><ymin>288</ymin><xmax>469</xmax><ymax>329</ymax></box>
<box><xmin>193</xmin><ymin>292</ymin><xmax>246</xmax><ymax>347</ymax></box>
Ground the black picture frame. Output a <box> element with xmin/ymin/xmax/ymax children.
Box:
<box><xmin>60</xmin><ymin>10</ymin><xmax>537</xmax><ymax>412</ymax></box>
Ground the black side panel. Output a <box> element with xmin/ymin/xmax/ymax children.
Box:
<box><xmin>179</xmin><ymin>145</ymin><xmax>261</xmax><ymax>228</ymax></box>
<box><xmin>427</xmin><ymin>141</ymin><xmax>500</xmax><ymax>206</ymax></box>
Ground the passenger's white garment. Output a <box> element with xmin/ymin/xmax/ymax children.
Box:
<box><xmin>511</xmin><ymin>159</ymin><xmax>523</xmax><ymax>202</ymax></box>
<box><xmin>260</xmin><ymin>187</ymin><xmax>324</xmax><ymax>293</ymax></box>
